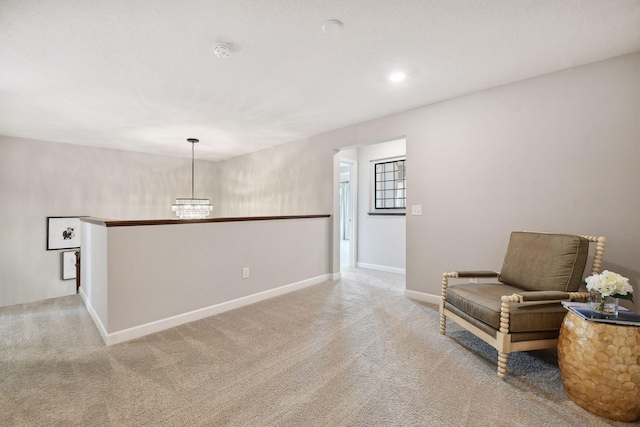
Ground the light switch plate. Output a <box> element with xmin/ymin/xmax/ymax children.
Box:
<box><xmin>411</xmin><ymin>205</ymin><xmax>422</xmax><ymax>216</ymax></box>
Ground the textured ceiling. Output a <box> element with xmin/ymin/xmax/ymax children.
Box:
<box><xmin>1</xmin><ymin>0</ymin><xmax>639</xmax><ymax>161</ymax></box>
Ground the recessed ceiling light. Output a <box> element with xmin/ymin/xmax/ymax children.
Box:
<box><xmin>389</xmin><ymin>72</ymin><xmax>406</xmax><ymax>82</ymax></box>
<box><xmin>322</xmin><ymin>19</ymin><xmax>343</xmax><ymax>35</ymax></box>
<box><xmin>213</xmin><ymin>43</ymin><xmax>232</xmax><ymax>58</ymax></box>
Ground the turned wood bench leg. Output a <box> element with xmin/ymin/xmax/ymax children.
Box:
<box><xmin>497</xmin><ymin>352</ymin><xmax>508</xmax><ymax>380</ymax></box>
<box><xmin>440</xmin><ymin>272</ymin><xmax>457</xmax><ymax>335</ymax></box>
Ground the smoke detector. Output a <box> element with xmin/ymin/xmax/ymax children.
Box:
<box><xmin>213</xmin><ymin>43</ymin><xmax>232</xmax><ymax>58</ymax></box>
<box><xmin>322</xmin><ymin>19</ymin><xmax>343</xmax><ymax>35</ymax></box>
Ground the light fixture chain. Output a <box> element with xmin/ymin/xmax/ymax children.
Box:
<box><xmin>191</xmin><ymin>141</ymin><xmax>195</xmax><ymax>199</ymax></box>
<box><xmin>172</xmin><ymin>138</ymin><xmax>212</xmax><ymax>219</ymax></box>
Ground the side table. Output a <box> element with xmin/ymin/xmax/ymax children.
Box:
<box><xmin>557</xmin><ymin>310</ymin><xmax>640</xmax><ymax>422</ymax></box>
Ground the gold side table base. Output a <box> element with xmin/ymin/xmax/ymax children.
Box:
<box><xmin>557</xmin><ymin>311</ymin><xmax>640</xmax><ymax>422</ymax></box>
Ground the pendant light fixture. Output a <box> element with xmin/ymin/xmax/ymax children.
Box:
<box><xmin>172</xmin><ymin>138</ymin><xmax>213</xmax><ymax>219</ymax></box>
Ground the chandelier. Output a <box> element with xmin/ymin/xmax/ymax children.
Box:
<box><xmin>172</xmin><ymin>138</ymin><xmax>213</xmax><ymax>219</ymax></box>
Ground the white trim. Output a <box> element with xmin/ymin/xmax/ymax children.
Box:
<box><xmin>369</xmin><ymin>155</ymin><xmax>407</xmax><ymax>214</ymax></box>
<box><xmin>100</xmin><ymin>274</ymin><xmax>332</xmax><ymax>346</ymax></box>
<box><xmin>404</xmin><ymin>289</ymin><xmax>441</xmax><ymax>305</ymax></box>
<box><xmin>339</xmin><ymin>158</ymin><xmax>357</xmax><ymax>268</ymax></box>
<box><xmin>369</xmin><ymin>154</ymin><xmax>406</xmax><ymax>163</ymax></box>
<box><xmin>357</xmin><ymin>262</ymin><xmax>406</xmax><ymax>276</ymax></box>
<box><xmin>79</xmin><ymin>287</ymin><xmax>108</xmax><ymax>343</ymax></box>
<box><xmin>332</xmin><ymin>272</ymin><xmax>342</xmax><ymax>281</ymax></box>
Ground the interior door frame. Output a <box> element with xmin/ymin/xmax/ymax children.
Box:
<box><xmin>339</xmin><ymin>158</ymin><xmax>357</xmax><ymax>268</ymax></box>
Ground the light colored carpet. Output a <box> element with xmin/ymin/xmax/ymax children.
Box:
<box><xmin>0</xmin><ymin>268</ymin><xmax>631</xmax><ymax>426</ymax></box>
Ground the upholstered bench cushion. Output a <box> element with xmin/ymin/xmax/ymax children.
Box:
<box><xmin>446</xmin><ymin>283</ymin><xmax>569</xmax><ymax>333</ymax></box>
<box><xmin>498</xmin><ymin>232</ymin><xmax>589</xmax><ymax>292</ymax></box>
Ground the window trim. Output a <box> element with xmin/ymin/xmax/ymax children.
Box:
<box><xmin>369</xmin><ymin>156</ymin><xmax>406</xmax><ymax>213</ymax></box>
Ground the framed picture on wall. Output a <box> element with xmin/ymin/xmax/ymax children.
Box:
<box><xmin>61</xmin><ymin>251</ymin><xmax>77</xmax><ymax>280</ymax></box>
<box><xmin>47</xmin><ymin>216</ymin><xmax>83</xmax><ymax>250</ymax></box>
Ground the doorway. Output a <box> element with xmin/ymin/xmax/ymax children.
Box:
<box><xmin>339</xmin><ymin>160</ymin><xmax>356</xmax><ymax>268</ymax></box>
<box><xmin>334</xmin><ymin>138</ymin><xmax>406</xmax><ymax>276</ymax></box>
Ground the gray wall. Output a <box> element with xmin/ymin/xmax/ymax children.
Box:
<box><xmin>0</xmin><ymin>136</ymin><xmax>217</xmax><ymax>307</ymax></box>
<box><xmin>215</xmin><ymin>137</ymin><xmax>333</xmax><ymax>217</ymax></box>
<box><xmin>2</xmin><ymin>52</ymin><xmax>638</xmax><ymax>311</ymax></box>
<box><xmin>214</xmin><ymin>52</ymin><xmax>640</xmax><ymax>311</ymax></box>
<box><xmin>404</xmin><ymin>52</ymin><xmax>639</xmax><ymax>311</ymax></box>
<box><xmin>88</xmin><ymin>216</ymin><xmax>330</xmax><ymax>343</ymax></box>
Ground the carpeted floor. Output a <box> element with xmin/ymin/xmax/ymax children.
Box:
<box><xmin>0</xmin><ymin>268</ymin><xmax>632</xmax><ymax>426</ymax></box>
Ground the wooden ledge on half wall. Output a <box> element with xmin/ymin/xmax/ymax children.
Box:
<box><xmin>81</xmin><ymin>214</ymin><xmax>331</xmax><ymax>227</ymax></box>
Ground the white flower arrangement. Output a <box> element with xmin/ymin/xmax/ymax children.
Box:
<box><xmin>585</xmin><ymin>270</ymin><xmax>634</xmax><ymax>303</ymax></box>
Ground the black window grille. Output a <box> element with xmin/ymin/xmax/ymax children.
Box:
<box><xmin>374</xmin><ymin>159</ymin><xmax>406</xmax><ymax>209</ymax></box>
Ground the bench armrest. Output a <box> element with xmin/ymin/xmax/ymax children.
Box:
<box><xmin>513</xmin><ymin>291</ymin><xmax>570</xmax><ymax>303</ymax></box>
<box><xmin>449</xmin><ymin>271</ymin><xmax>499</xmax><ymax>278</ymax></box>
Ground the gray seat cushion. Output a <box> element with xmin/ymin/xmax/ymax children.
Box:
<box><xmin>446</xmin><ymin>283</ymin><xmax>569</xmax><ymax>333</ymax></box>
<box><xmin>498</xmin><ymin>232</ymin><xmax>589</xmax><ymax>292</ymax></box>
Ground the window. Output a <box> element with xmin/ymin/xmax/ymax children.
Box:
<box><xmin>374</xmin><ymin>159</ymin><xmax>406</xmax><ymax>209</ymax></box>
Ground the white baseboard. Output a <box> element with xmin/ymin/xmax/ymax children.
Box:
<box><xmin>357</xmin><ymin>262</ymin><xmax>406</xmax><ymax>276</ymax></box>
<box><xmin>100</xmin><ymin>274</ymin><xmax>332</xmax><ymax>346</ymax></box>
<box><xmin>404</xmin><ymin>289</ymin><xmax>441</xmax><ymax>305</ymax></box>
<box><xmin>332</xmin><ymin>272</ymin><xmax>341</xmax><ymax>281</ymax></box>
<box><xmin>79</xmin><ymin>288</ymin><xmax>109</xmax><ymax>344</ymax></box>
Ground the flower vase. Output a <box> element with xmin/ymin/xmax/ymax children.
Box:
<box><xmin>589</xmin><ymin>291</ymin><xmax>619</xmax><ymax>316</ymax></box>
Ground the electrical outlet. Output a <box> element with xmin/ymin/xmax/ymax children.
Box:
<box><xmin>411</xmin><ymin>205</ymin><xmax>422</xmax><ymax>216</ymax></box>
<box><xmin>242</xmin><ymin>267</ymin><xmax>250</xmax><ymax>279</ymax></box>
<box><xmin>469</xmin><ymin>278</ymin><xmax>478</xmax><ymax>284</ymax></box>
